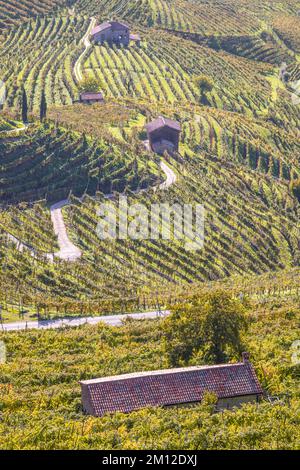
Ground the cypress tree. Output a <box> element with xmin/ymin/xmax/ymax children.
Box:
<box><xmin>21</xmin><ymin>86</ymin><xmax>28</xmax><ymax>123</ymax></box>
<box><xmin>40</xmin><ymin>90</ymin><xmax>47</xmax><ymax>122</ymax></box>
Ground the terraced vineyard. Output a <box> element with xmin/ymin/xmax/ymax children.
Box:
<box><xmin>0</xmin><ymin>0</ymin><xmax>67</xmax><ymax>31</ymax></box>
<box><xmin>272</xmin><ymin>13</ymin><xmax>300</xmax><ymax>53</ymax></box>
<box><xmin>0</xmin><ymin>0</ymin><xmax>300</xmax><ymax>451</ymax></box>
<box><xmin>1</xmin><ymin>149</ymin><xmax>299</xmax><ymax>314</ymax></box>
<box><xmin>0</xmin><ymin>14</ymin><xmax>88</xmax><ymax>111</ymax></box>
<box><xmin>76</xmin><ymin>0</ymin><xmax>299</xmax><ymax>35</ymax></box>
<box><xmin>181</xmin><ymin>106</ymin><xmax>300</xmax><ymax>179</ymax></box>
<box><xmin>0</xmin><ymin>0</ymin><xmax>299</xmax><ymax>310</ymax></box>
<box><xmin>208</xmin><ymin>34</ymin><xmax>295</xmax><ymax>65</ymax></box>
<box><xmin>0</xmin><ymin>123</ymin><xmax>160</xmax><ymax>203</ymax></box>
<box><xmin>66</xmin><ymin>154</ymin><xmax>300</xmax><ymax>282</ymax></box>
<box><xmin>0</xmin><ymin>202</ymin><xmax>58</xmax><ymax>253</ymax></box>
<box><xmin>83</xmin><ymin>33</ymin><xmax>279</xmax><ymax>115</ymax></box>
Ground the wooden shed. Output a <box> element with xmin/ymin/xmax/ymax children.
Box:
<box><xmin>146</xmin><ymin>116</ymin><xmax>181</xmax><ymax>155</ymax></box>
<box><xmin>79</xmin><ymin>92</ymin><xmax>104</xmax><ymax>104</ymax></box>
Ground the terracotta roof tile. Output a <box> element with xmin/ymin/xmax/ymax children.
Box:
<box><xmin>80</xmin><ymin>92</ymin><xmax>103</xmax><ymax>101</ymax></box>
<box><xmin>146</xmin><ymin>116</ymin><xmax>181</xmax><ymax>134</ymax></box>
<box><xmin>80</xmin><ymin>361</ymin><xmax>263</xmax><ymax>416</ymax></box>
<box><xmin>91</xmin><ymin>22</ymin><xmax>111</xmax><ymax>36</ymax></box>
<box><xmin>91</xmin><ymin>21</ymin><xmax>129</xmax><ymax>36</ymax></box>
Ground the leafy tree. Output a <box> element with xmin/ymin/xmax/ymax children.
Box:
<box><xmin>78</xmin><ymin>77</ymin><xmax>103</xmax><ymax>93</ymax></box>
<box><xmin>193</xmin><ymin>75</ymin><xmax>214</xmax><ymax>105</ymax></box>
<box><xmin>162</xmin><ymin>291</ymin><xmax>248</xmax><ymax>366</ymax></box>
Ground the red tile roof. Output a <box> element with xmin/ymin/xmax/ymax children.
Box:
<box><xmin>91</xmin><ymin>21</ymin><xmax>129</xmax><ymax>36</ymax></box>
<box><xmin>80</xmin><ymin>92</ymin><xmax>104</xmax><ymax>101</ymax></box>
<box><xmin>80</xmin><ymin>358</ymin><xmax>263</xmax><ymax>417</ymax></box>
<box><xmin>146</xmin><ymin>116</ymin><xmax>181</xmax><ymax>134</ymax></box>
<box><xmin>91</xmin><ymin>22</ymin><xmax>111</xmax><ymax>36</ymax></box>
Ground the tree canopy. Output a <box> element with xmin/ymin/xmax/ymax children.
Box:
<box><xmin>78</xmin><ymin>77</ymin><xmax>104</xmax><ymax>93</ymax></box>
<box><xmin>162</xmin><ymin>291</ymin><xmax>248</xmax><ymax>366</ymax></box>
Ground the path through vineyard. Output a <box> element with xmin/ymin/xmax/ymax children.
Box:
<box><xmin>51</xmin><ymin>161</ymin><xmax>177</xmax><ymax>261</ymax></box>
<box><xmin>2</xmin><ymin>310</ymin><xmax>170</xmax><ymax>331</ymax></box>
<box><xmin>159</xmin><ymin>161</ymin><xmax>177</xmax><ymax>189</ymax></box>
<box><xmin>50</xmin><ymin>200</ymin><xmax>82</xmax><ymax>261</ymax></box>
<box><xmin>74</xmin><ymin>16</ymin><xmax>97</xmax><ymax>82</ymax></box>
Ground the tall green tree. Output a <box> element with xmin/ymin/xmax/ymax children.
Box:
<box><xmin>78</xmin><ymin>77</ymin><xmax>103</xmax><ymax>93</ymax></box>
<box><xmin>193</xmin><ymin>75</ymin><xmax>214</xmax><ymax>105</ymax></box>
<box><xmin>21</xmin><ymin>86</ymin><xmax>28</xmax><ymax>123</ymax></box>
<box><xmin>162</xmin><ymin>291</ymin><xmax>248</xmax><ymax>366</ymax></box>
<box><xmin>40</xmin><ymin>90</ymin><xmax>47</xmax><ymax>122</ymax></box>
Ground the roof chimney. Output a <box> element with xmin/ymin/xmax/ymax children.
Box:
<box><xmin>242</xmin><ymin>352</ymin><xmax>250</xmax><ymax>363</ymax></box>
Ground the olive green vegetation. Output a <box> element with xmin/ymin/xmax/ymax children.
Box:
<box><xmin>163</xmin><ymin>292</ymin><xmax>248</xmax><ymax>366</ymax></box>
<box><xmin>78</xmin><ymin>77</ymin><xmax>104</xmax><ymax>94</ymax></box>
<box><xmin>0</xmin><ymin>291</ymin><xmax>299</xmax><ymax>450</ymax></box>
<box><xmin>0</xmin><ymin>0</ymin><xmax>300</xmax><ymax>451</ymax></box>
<box><xmin>0</xmin><ymin>122</ymin><xmax>161</xmax><ymax>204</ymax></box>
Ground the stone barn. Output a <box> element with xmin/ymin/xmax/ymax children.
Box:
<box><xmin>146</xmin><ymin>116</ymin><xmax>181</xmax><ymax>155</ymax></box>
<box><xmin>80</xmin><ymin>353</ymin><xmax>263</xmax><ymax>417</ymax></box>
<box><xmin>91</xmin><ymin>21</ymin><xmax>130</xmax><ymax>46</ymax></box>
<box><xmin>79</xmin><ymin>92</ymin><xmax>104</xmax><ymax>104</ymax></box>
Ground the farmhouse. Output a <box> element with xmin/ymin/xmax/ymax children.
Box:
<box><xmin>146</xmin><ymin>116</ymin><xmax>181</xmax><ymax>155</ymax></box>
<box><xmin>79</xmin><ymin>92</ymin><xmax>104</xmax><ymax>104</ymax></box>
<box><xmin>80</xmin><ymin>353</ymin><xmax>263</xmax><ymax>417</ymax></box>
<box><xmin>91</xmin><ymin>21</ymin><xmax>130</xmax><ymax>46</ymax></box>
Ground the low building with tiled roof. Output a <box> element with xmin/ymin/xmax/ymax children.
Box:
<box><xmin>146</xmin><ymin>116</ymin><xmax>181</xmax><ymax>155</ymax></box>
<box><xmin>80</xmin><ymin>353</ymin><xmax>263</xmax><ymax>417</ymax></box>
<box><xmin>79</xmin><ymin>91</ymin><xmax>104</xmax><ymax>104</ymax></box>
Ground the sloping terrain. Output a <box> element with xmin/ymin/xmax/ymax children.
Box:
<box><xmin>0</xmin><ymin>0</ymin><xmax>68</xmax><ymax>31</ymax></box>
<box><xmin>0</xmin><ymin>1</ymin><xmax>300</xmax><ymax>451</ymax></box>
<box><xmin>0</xmin><ymin>0</ymin><xmax>299</xmax><ymax>310</ymax></box>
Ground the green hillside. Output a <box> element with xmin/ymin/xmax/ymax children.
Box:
<box><xmin>0</xmin><ymin>0</ymin><xmax>299</xmax><ymax>452</ymax></box>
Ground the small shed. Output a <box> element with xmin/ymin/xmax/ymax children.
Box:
<box><xmin>146</xmin><ymin>116</ymin><xmax>181</xmax><ymax>155</ymax></box>
<box><xmin>80</xmin><ymin>353</ymin><xmax>263</xmax><ymax>417</ymax></box>
<box><xmin>91</xmin><ymin>21</ymin><xmax>130</xmax><ymax>46</ymax></box>
<box><xmin>79</xmin><ymin>92</ymin><xmax>104</xmax><ymax>105</ymax></box>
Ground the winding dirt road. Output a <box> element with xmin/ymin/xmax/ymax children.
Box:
<box><xmin>74</xmin><ymin>17</ymin><xmax>97</xmax><ymax>83</ymax></box>
<box><xmin>50</xmin><ymin>200</ymin><xmax>82</xmax><ymax>261</ymax></box>
<box><xmin>50</xmin><ymin>162</ymin><xmax>176</xmax><ymax>261</ymax></box>
<box><xmin>159</xmin><ymin>161</ymin><xmax>177</xmax><ymax>189</ymax></box>
<box><xmin>3</xmin><ymin>18</ymin><xmax>178</xmax><ymax>263</ymax></box>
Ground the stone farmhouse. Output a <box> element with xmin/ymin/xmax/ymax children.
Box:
<box><xmin>146</xmin><ymin>116</ymin><xmax>181</xmax><ymax>155</ymax></box>
<box><xmin>80</xmin><ymin>353</ymin><xmax>263</xmax><ymax>417</ymax></box>
<box><xmin>91</xmin><ymin>21</ymin><xmax>141</xmax><ymax>47</ymax></box>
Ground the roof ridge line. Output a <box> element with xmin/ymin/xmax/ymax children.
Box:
<box><xmin>80</xmin><ymin>362</ymin><xmax>248</xmax><ymax>384</ymax></box>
